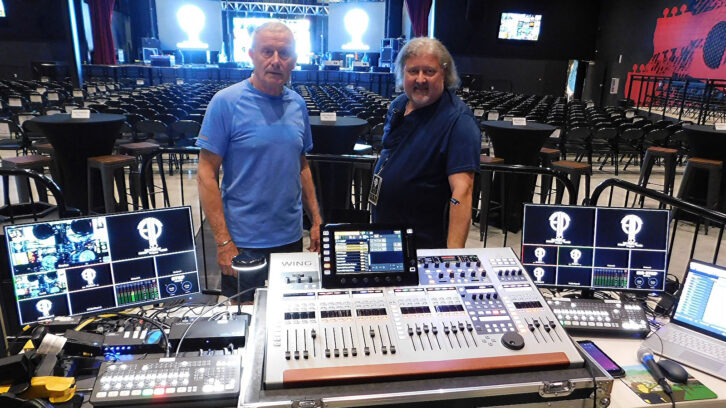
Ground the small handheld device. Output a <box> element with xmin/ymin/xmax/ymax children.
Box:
<box><xmin>578</xmin><ymin>340</ymin><xmax>625</xmax><ymax>378</ymax></box>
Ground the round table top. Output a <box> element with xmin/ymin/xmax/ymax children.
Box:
<box><xmin>309</xmin><ymin>116</ymin><xmax>368</xmax><ymax>127</ymax></box>
<box><xmin>29</xmin><ymin>113</ymin><xmax>126</xmax><ymax>125</ymax></box>
<box><xmin>682</xmin><ymin>124</ymin><xmax>726</xmax><ymax>134</ymax></box>
<box><xmin>481</xmin><ymin>120</ymin><xmax>556</xmax><ymax>132</ymax></box>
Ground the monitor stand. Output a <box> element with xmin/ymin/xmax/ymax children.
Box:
<box><xmin>578</xmin><ymin>288</ymin><xmax>596</xmax><ymax>299</ymax></box>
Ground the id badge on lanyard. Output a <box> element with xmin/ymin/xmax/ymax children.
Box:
<box><xmin>368</xmin><ymin>173</ymin><xmax>383</xmax><ymax>206</ymax></box>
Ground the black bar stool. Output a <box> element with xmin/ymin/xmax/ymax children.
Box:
<box><xmin>87</xmin><ymin>155</ymin><xmax>138</xmax><ymax>213</ymax></box>
<box><xmin>551</xmin><ymin>160</ymin><xmax>592</xmax><ymax>204</ymax></box>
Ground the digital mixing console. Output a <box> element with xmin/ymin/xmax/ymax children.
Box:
<box><xmin>264</xmin><ymin>248</ymin><xmax>585</xmax><ymax>389</ymax></box>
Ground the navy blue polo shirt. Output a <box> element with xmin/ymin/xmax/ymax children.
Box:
<box><xmin>371</xmin><ymin>89</ymin><xmax>481</xmax><ymax>248</ymax></box>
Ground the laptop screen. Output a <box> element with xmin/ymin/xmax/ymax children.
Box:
<box><xmin>672</xmin><ymin>260</ymin><xmax>726</xmax><ymax>342</ymax></box>
<box><xmin>4</xmin><ymin>207</ymin><xmax>201</xmax><ymax>325</ymax></box>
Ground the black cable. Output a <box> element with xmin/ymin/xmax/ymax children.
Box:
<box><xmin>174</xmin><ymin>287</ymin><xmax>257</xmax><ymax>356</ymax></box>
<box><xmin>116</xmin><ymin>313</ymin><xmax>172</xmax><ymax>358</ymax></box>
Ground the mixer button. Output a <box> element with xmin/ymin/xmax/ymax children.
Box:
<box><xmin>390</xmin><ymin>345</ymin><xmax>396</xmax><ymax>354</ymax></box>
<box><xmin>415</xmin><ymin>326</ymin><xmax>422</xmax><ymax>335</ymax></box>
<box><xmin>370</xmin><ymin>329</ymin><xmax>376</xmax><ymax>338</ymax></box>
<box><xmin>307</xmin><ymin>276</ymin><xmax>313</xmax><ymax>283</ymax></box>
<box><xmin>432</xmin><ymin>326</ymin><xmax>438</xmax><ymax>335</ymax></box>
<box><xmin>364</xmin><ymin>347</ymin><xmax>370</xmax><ymax>355</ymax></box>
<box><xmin>343</xmin><ymin>348</ymin><xmax>348</xmax><ymax>357</ymax></box>
<box><xmin>408</xmin><ymin>327</ymin><xmax>414</xmax><ymax>336</ymax></box>
<box><xmin>381</xmin><ymin>346</ymin><xmax>387</xmax><ymax>354</ymax></box>
<box><xmin>528</xmin><ymin>324</ymin><xmax>535</xmax><ymax>331</ymax></box>
<box><xmin>352</xmin><ymin>347</ymin><xmax>358</xmax><ymax>356</ymax></box>
<box><xmin>285</xmin><ymin>351</ymin><xmax>291</xmax><ymax>360</ymax></box>
<box><xmin>325</xmin><ymin>349</ymin><xmax>331</xmax><ymax>358</ymax></box>
<box><xmin>423</xmin><ymin>324</ymin><xmax>429</xmax><ymax>333</ymax></box>
<box><xmin>303</xmin><ymin>350</ymin><xmax>309</xmax><ymax>359</ymax></box>
<box><xmin>294</xmin><ymin>351</ymin><xmax>300</xmax><ymax>360</ymax></box>
<box><xmin>443</xmin><ymin>325</ymin><xmax>450</xmax><ymax>334</ymax></box>
<box><xmin>311</xmin><ymin>329</ymin><xmax>317</xmax><ymax>339</ymax></box>
<box><xmin>466</xmin><ymin>323</ymin><xmax>474</xmax><ymax>332</ymax></box>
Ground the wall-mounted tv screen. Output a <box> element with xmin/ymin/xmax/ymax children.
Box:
<box><xmin>498</xmin><ymin>13</ymin><xmax>542</xmax><ymax>41</ymax></box>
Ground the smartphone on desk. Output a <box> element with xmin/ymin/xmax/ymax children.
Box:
<box><xmin>577</xmin><ymin>340</ymin><xmax>626</xmax><ymax>378</ymax></box>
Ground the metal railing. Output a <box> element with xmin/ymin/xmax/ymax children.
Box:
<box><xmin>588</xmin><ymin>178</ymin><xmax>726</xmax><ymax>266</ymax></box>
<box><xmin>626</xmin><ymin>74</ymin><xmax>726</xmax><ymax>124</ymax></box>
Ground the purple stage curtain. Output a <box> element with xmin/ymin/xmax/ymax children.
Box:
<box><xmin>89</xmin><ymin>0</ymin><xmax>117</xmax><ymax>64</ymax></box>
<box><xmin>406</xmin><ymin>0</ymin><xmax>433</xmax><ymax>37</ymax></box>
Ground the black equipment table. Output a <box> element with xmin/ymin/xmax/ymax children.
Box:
<box><xmin>29</xmin><ymin>113</ymin><xmax>125</xmax><ymax>214</ymax></box>
<box><xmin>308</xmin><ymin>116</ymin><xmax>369</xmax><ymax>155</ymax></box>
<box><xmin>481</xmin><ymin>120</ymin><xmax>556</xmax><ymax>231</ymax></box>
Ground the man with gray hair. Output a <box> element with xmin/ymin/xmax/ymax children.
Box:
<box><xmin>371</xmin><ymin>37</ymin><xmax>480</xmax><ymax>249</ymax></box>
<box><xmin>197</xmin><ymin>22</ymin><xmax>322</xmax><ymax>302</ymax></box>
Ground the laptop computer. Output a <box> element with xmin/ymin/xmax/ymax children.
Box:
<box><xmin>642</xmin><ymin>259</ymin><xmax>726</xmax><ymax>380</ymax></box>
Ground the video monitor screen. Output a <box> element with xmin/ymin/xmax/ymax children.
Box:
<box><xmin>498</xmin><ymin>13</ymin><xmax>542</xmax><ymax>41</ymax></box>
<box><xmin>321</xmin><ymin>224</ymin><xmax>418</xmax><ymax>288</ymax></box>
<box><xmin>5</xmin><ymin>207</ymin><xmax>200</xmax><ymax>325</ymax></box>
<box><xmin>521</xmin><ymin>205</ymin><xmax>670</xmax><ymax>293</ymax></box>
<box><xmin>0</xmin><ymin>1</ymin><xmax>5</xmax><ymax>18</ymax></box>
<box><xmin>328</xmin><ymin>2</ymin><xmax>385</xmax><ymax>53</ymax></box>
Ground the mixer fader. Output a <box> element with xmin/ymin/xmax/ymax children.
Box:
<box><xmin>265</xmin><ymin>247</ymin><xmax>584</xmax><ymax>389</ymax></box>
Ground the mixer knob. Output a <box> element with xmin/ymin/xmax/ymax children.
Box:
<box><xmin>335</xmin><ymin>348</ymin><xmax>341</xmax><ymax>357</ymax></box>
<box><xmin>456</xmin><ymin>262</ymin><xmax>461</xmax><ymax>267</ymax></box>
<box><xmin>285</xmin><ymin>277</ymin><xmax>291</xmax><ymax>284</ymax></box>
<box><xmin>423</xmin><ymin>324</ymin><xmax>429</xmax><ymax>333</ymax></box>
<box><xmin>423</xmin><ymin>263</ymin><xmax>429</xmax><ymax>268</ymax></box>
<box><xmin>303</xmin><ymin>350</ymin><xmax>309</xmax><ymax>359</ymax></box>
<box><xmin>381</xmin><ymin>345</ymin><xmax>388</xmax><ymax>354</ymax></box>
<box><xmin>459</xmin><ymin>271</ymin><xmax>465</xmax><ymax>278</ymax></box>
<box><xmin>516</xmin><ymin>269</ymin><xmax>523</xmax><ymax>276</ymax></box>
<box><xmin>493</xmin><ymin>293</ymin><xmax>499</xmax><ymax>300</ymax></box>
<box><xmin>501</xmin><ymin>332</ymin><xmax>525</xmax><ymax>350</ymax></box>
<box><xmin>434</xmin><ymin>263</ymin><xmax>440</xmax><ymax>268</ymax></box>
<box><xmin>364</xmin><ymin>347</ymin><xmax>370</xmax><ymax>355</ymax></box>
<box><xmin>481</xmin><ymin>270</ymin><xmax>487</xmax><ymax>277</ymax></box>
<box><xmin>504</xmin><ymin>270</ymin><xmax>510</xmax><ymax>276</ymax></box>
<box><xmin>438</xmin><ymin>272</ymin><xmax>444</xmax><ymax>279</ymax></box>
<box><xmin>415</xmin><ymin>326</ymin><xmax>422</xmax><ymax>335</ymax></box>
<box><xmin>443</xmin><ymin>325</ymin><xmax>450</xmax><ymax>334</ymax></box>
<box><xmin>390</xmin><ymin>345</ymin><xmax>396</xmax><ymax>354</ymax></box>
<box><xmin>467</xmin><ymin>323</ymin><xmax>474</xmax><ymax>332</ymax></box>
<box><xmin>544</xmin><ymin>326</ymin><xmax>551</xmax><ymax>333</ymax></box>
<box><xmin>432</xmin><ymin>326</ymin><xmax>438</xmax><ymax>334</ymax></box>
<box><xmin>445</xmin><ymin>262</ymin><xmax>450</xmax><ymax>268</ymax></box>
<box><xmin>470</xmin><ymin>271</ymin><xmax>476</xmax><ymax>277</ymax></box>
<box><xmin>311</xmin><ymin>329</ymin><xmax>316</xmax><ymax>339</ymax></box>
<box><xmin>362</xmin><ymin>278</ymin><xmax>369</xmax><ymax>284</ymax></box>
<box><xmin>528</xmin><ymin>324</ymin><xmax>535</xmax><ymax>331</ymax></box>
<box><xmin>294</xmin><ymin>351</ymin><xmax>300</xmax><ymax>360</ymax></box>
<box><xmin>449</xmin><ymin>272</ymin><xmax>455</xmax><ymax>279</ymax></box>
<box><xmin>296</xmin><ymin>276</ymin><xmax>302</xmax><ymax>283</ymax></box>
<box><xmin>408</xmin><ymin>327</ymin><xmax>414</xmax><ymax>336</ymax></box>
<box><xmin>498</xmin><ymin>270</ymin><xmax>503</xmax><ymax>276</ymax></box>
<box><xmin>374</xmin><ymin>277</ymin><xmax>380</xmax><ymax>283</ymax></box>
<box><xmin>285</xmin><ymin>351</ymin><xmax>291</xmax><ymax>360</ymax></box>
<box><xmin>343</xmin><ymin>348</ymin><xmax>348</xmax><ymax>357</ymax></box>
<box><xmin>352</xmin><ymin>347</ymin><xmax>358</xmax><ymax>356</ymax></box>
<box><xmin>458</xmin><ymin>322</ymin><xmax>465</xmax><ymax>331</ymax></box>
<box><xmin>533</xmin><ymin>319</ymin><xmax>540</xmax><ymax>328</ymax></box>
<box><xmin>325</xmin><ymin>349</ymin><xmax>331</xmax><ymax>358</ymax></box>
<box><xmin>485</xmin><ymin>293</ymin><xmax>491</xmax><ymax>300</ymax></box>
<box><xmin>478</xmin><ymin>294</ymin><xmax>484</xmax><ymax>300</ymax></box>
<box><xmin>451</xmin><ymin>324</ymin><xmax>458</xmax><ymax>333</ymax></box>
<box><xmin>466</xmin><ymin>261</ymin><xmax>471</xmax><ymax>267</ymax></box>
<box><xmin>385</xmin><ymin>276</ymin><xmax>391</xmax><ymax>283</ymax></box>
<box><xmin>370</xmin><ymin>329</ymin><xmax>376</xmax><ymax>338</ymax></box>
<box><xmin>476</xmin><ymin>261</ymin><xmax>482</xmax><ymax>267</ymax></box>
<box><xmin>307</xmin><ymin>276</ymin><xmax>313</xmax><ymax>283</ymax></box>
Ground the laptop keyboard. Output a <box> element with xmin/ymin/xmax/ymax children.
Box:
<box><xmin>664</xmin><ymin>330</ymin><xmax>726</xmax><ymax>362</ymax></box>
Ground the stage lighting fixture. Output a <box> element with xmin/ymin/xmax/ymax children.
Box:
<box><xmin>342</xmin><ymin>8</ymin><xmax>370</xmax><ymax>51</ymax></box>
<box><xmin>177</xmin><ymin>4</ymin><xmax>209</xmax><ymax>49</ymax></box>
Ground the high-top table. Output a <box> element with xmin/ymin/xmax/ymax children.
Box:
<box><xmin>682</xmin><ymin>124</ymin><xmax>726</xmax><ymax>211</ymax></box>
<box><xmin>308</xmin><ymin>116</ymin><xmax>370</xmax><ymax>221</ymax></box>
<box><xmin>29</xmin><ymin>113</ymin><xmax>125</xmax><ymax>214</ymax></box>
<box><xmin>481</xmin><ymin>120</ymin><xmax>556</xmax><ymax>232</ymax></box>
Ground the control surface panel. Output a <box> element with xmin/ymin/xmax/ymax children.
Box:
<box><xmin>265</xmin><ymin>248</ymin><xmax>584</xmax><ymax>389</ymax></box>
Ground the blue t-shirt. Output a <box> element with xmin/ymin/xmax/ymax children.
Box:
<box><xmin>371</xmin><ymin>89</ymin><xmax>481</xmax><ymax>248</ymax></box>
<box><xmin>196</xmin><ymin>80</ymin><xmax>313</xmax><ymax>248</ymax></box>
